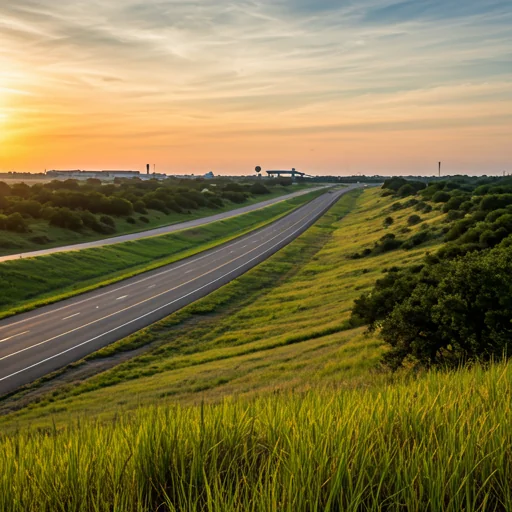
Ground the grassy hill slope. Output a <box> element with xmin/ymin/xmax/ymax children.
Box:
<box><xmin>1</xmin><ymin>188</ymin><xmax>444</xmax><ymax>424</ymax></box>
<box><xmin>0</xmin><ymin>188</ymin><xmax>510</xmax><ymax>510</ymax></box>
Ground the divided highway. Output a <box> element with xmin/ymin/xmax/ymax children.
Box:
<box><xmin>0</xmin><ymin>186</ymin><xmax>328</xmax><ymax>263</ymax></box>
<box><xmin>0</xmin><ymin>187</ymin><xmax>354</xmax><ymax>395</ymax></box>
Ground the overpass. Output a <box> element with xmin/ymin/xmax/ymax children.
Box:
<box><xmin>266</xmin><ymin>169</ymin><xmax>312</xmax><ymax>179</ymax></box>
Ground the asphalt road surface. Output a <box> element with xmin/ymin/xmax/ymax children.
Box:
<box><xmin>0</xmin><ymin>187</ymin><xmax>355</xmax><ymax>396</ymax></box>
<box><xmin>0</xmin><ymin>186</ymin><xmax>329</xmax><ymax>263</ymax></box>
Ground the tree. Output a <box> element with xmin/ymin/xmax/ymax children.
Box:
<box><xmin>249</xmin><ymin>182</ymin><xmax>270</xmax><ymax>195</ymax></box>
<box><xmin>10</xmin><ymin>182</ymin><xmax>31</xmax><ymax>199</ymax></box>
<box><xmin>49</xmin><ymin>208</ymin><xmax>84</xmax><ymax>231</ymax></box>
<box><xmin>0</xmin><ymin>181</ymin><xmax>11</xmax><ymax>197</ymax></box>
<box><xmin>1</xmin><ymin>212</ymin><xmax>30</xmax><ymax>232</ymax></box>
<box><xmin>432</xmin><ymin>191</ymin><xmax>451</xmax><ymax>203</ymax></box>
<box><xmin>12</xmin><ymin>200</ymin><xmax>42</xmax><ymax>219</ymax></box>
<box><xmin>380</xmin><ymin>248</ymin><xmax>512</xmax><ymax>369</ymax></box>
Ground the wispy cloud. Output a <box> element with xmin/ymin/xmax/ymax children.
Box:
<box><xmin>0</xmin><ymin>0</ymin><xmax>511</xmax><ymax>174</ymax></box>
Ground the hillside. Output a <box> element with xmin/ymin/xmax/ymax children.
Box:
<box><xmin>1</xmin><ymin>187</ymin><xmax>445</xmax><ymax>423</ymax></box>
<box><xmin>1</xmin><ymin>185</ymin><xmax>511</xmax><ymax>511</ymax></box>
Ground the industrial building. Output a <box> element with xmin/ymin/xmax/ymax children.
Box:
<box><xmin>45</xmin><ymin>170</ymin><xmax>167</xmax><ymax>181</ymax></box>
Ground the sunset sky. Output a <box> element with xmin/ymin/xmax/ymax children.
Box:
<box><xmin>0</xmin><ymin>1</ymin><xmax>511</xmax><ymax>176</ymax></box>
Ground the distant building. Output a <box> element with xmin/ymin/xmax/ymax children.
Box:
<box><xmin>168</xmin><ymin>171</ymin><xmax>214</xmax><ymax>180</ymax></box>
<box><xmin>45</xmin><ymin>170</ymin><xmax>168</xmax><ymax>181</ymax></box>
<box><xmin>46</xmin><ymin>170</ymin><xmax>140</xmax><ymax>179</ymax></box>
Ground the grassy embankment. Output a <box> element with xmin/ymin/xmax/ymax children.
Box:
<box><xmin>0</xmin><ymin>189</ymin><xmax>324</xmax><ymax>319</ymax></box>
<box><xmin>0</xmin><ymin>184</ymin><xmax>313</xmax><ymax>256</ymax></box>
<box><xmin>1</xmin><ymin>188</ymin><xmax>511</xmax><ymax>511</ymax></box>
<box><xmin>1</xmin><ymin>188</ymin><xmax>444</xmax><ymax>421</ymax></box>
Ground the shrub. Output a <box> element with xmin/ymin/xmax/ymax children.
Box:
<box><xmin>407</xmin><ymin>215</ymin><xmax>422</xmax><ymax>226</ymax></box>
<box><xmin>446</xmin><ymin>210</ymin><xmax>465</xmax><ymax>221</ymax></box>
<box><xmin>107</xmin><ymin>197</ymin><xmax>133</xmax><ymax>216</ymax></box>
<box><xmin>49</xmin><ymin>208</ymin><xmax>83</xmax><ymax>231</ymax></box>
<box><xmin>222</xmin><ymin>191</ymin><xmax>246</xmax><ymax>204</ymax></box>
<box><xmin>397</xmin><ymin>184</ymin><xmax>416</xmax><ymax>197</ymax></box>
<box><xmin>139</xmin><ymin>216</ymin><xmax>150</xmax><ymax>223</ymax></box>
<box><xmin>145</xmin><ymin>198</ymin><xmax>168</xmax><ymax>213</ymax></box>
<box><xmin>80</xmin><ymin>211</ymin><xmax>103</xmax><ymax>233</ymax></box>
<box><xmin>249</xmin><ymin>182</ymin><xmax>270</xmax><ymax>195</ymax></box>
<box><xmin>99</xmin><ymin>215</ymin><xmax>115</xmax><ymax>228</ymax></box>
<box><xmin>479</xmin><ymin>194</ymin><xmax>512</xmax><ymax>211</ymax></box>
<box><xmin>432</xmin><ymin>191</ymin><xmax>451</xmax><ymax>203</ymax></box>
<box><xmin>442</xmin><ymin>196</ymin><xmax>464</xmax><ymax>213</ymax></box>
<box><xmin>223</xmin><ymin>183</ymin><xmax>244</xmax><ymax>193</ymax></box>
<box><xmin>402</xmin><ymin>230</ymin><xmax>432</xmax><ymax>250</ymax></box>
<box><xmin>133</xmin><ymin>200</ymin><xmax>147</xmax><ymax>214</ymax></box>
<box><xmin>374</xmin><ymin>234</ymin><xmax>402</xmax><ymax>254</ymax></box>
<box><xmin>11</xmin><ymin>200</ymin><xmax>42</xmax><ymax>219</ymax></box>
<box><xmin>383</xmin><ymin>216</ymin><xmax>394</xmax><ymax>227</ymax></box>
<box><xmin>382</xmin><ymin>177</ymin><xmax>408</xmax><ymax>192</ymax></box>
<box><xmin>0</xmin><ymin>212</ymin><xmax>30</xmax><ymax>233</ymax></box>
<box><xmin>126</xmin><ymin>217</ymin><xmax>136</xmax><ymax>224</ymax></box>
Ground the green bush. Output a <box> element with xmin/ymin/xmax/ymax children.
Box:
<box><xmin>49</xmin><ymin>208</ymin><xmax>83</xmax><ymax>231</ymax></box>
<box><xmin>249</xmin><ymin>182</ymin><xmax>270</xmax><ymax>195</ymax></box>
<box><xmin>432</xmin><ymin>191</ymin><xmax>451</xmax><ymax>203</ymax></box>
<box><xmin>407</xmin><ymin>214</ymin><xmax>422</xmax><ymax>226</ymax></box>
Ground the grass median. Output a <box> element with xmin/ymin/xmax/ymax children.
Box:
<box><xmin>0</xmin><ymin>189</ymin><xmax>325</xmax><ymax>319</ymax></box>
<box><xmin>0</xmin><ymin>185</ymin><xmax>315</xmax><ymax>256</ymax></box>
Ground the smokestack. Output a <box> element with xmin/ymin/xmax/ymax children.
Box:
<box><xmin>438</xmin><ymin>162</ymin><xmax>441</xmax><ymax>178</ymax></box>
<box><xmin>146</xmin><ymin>164</ymin><xmax>150</xmax><ymax>175</ymax></box>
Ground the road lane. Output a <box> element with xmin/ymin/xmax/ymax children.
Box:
<box><xmin>0</xmin><ymin>187</ymin><xmax>355</xmax><ymax>395</ymax></box>
<box><xmin>0</xmin><ymin>186</ymin><xmax>329</xmax><ymax>263</ymax></box>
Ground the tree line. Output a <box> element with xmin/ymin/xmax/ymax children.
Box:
<box><xmin>351</xmin><ymin>175</ymin><xmax>512</xmax><ymax>370</ymax></box>
<box><xmin>0</xmin><ymin>178</ymin><xmax>276</xmax><ymax>235</ymax></box>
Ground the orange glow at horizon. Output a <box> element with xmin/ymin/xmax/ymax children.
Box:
<box><xmin>1</xmin><ymin>1</ymin><xmax>511</xmax><ymax>176</ymax></box>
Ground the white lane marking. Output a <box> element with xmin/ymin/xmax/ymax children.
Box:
<box><xmin>0</xmin><ymin>193</ymin><xmax>332</xmax><ymax>332</ymax></box>
<box><xmin>148</xmin><ymin>285</ymin><xmax>156</xmax><ymax>289</ymax></box>
<box><xmin>62</xmin><ymin>313</ymin><xmax>80</xmax><ymax>320</ymax></box>
<box><xmin>116</xmin><ymin>295</ymin><xmax>128</xmax><ymax>300</ymax></box>
<box><xmin>0</xmin><ymin>331</ymin><xmax>30</xmax><ymax>344</ymax></box>
<box><xmin>0</xmin><ymin>203</ymin><xmax>322</xmax><ymax>362</ymax></box>
<box><xmin>1</xmin><ymin>192</ymin><xmax>343</xmax><ymax>364</ymax></box>
<box><xmin>0</xmin><ymin>192</ymin><xmax>344</xmax><ymax>381</ymax></box>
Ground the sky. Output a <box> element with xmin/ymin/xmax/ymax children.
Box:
<box><xmin>0</xmin><ymin>0</ymin><xmax>511</xmax><ymax>176</ymax></box>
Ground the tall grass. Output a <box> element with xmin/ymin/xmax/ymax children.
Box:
<box><xmin>1</xmin><ymin>361</ymin><xmax>510</xmax><ymax>511</ymax></box>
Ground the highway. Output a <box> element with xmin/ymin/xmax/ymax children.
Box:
<box><xmin>0</xmin><ymin>186</ymin><xmax>328</xmax><ymax>263</ymax></box>
<box><xmin>0</xmin><ymin>187</ymin><xmax>354</xmax><ymax>396</ymax></box>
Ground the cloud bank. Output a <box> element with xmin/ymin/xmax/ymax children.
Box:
<box><xmin>0</xmin><ymin>0</ymin><xmax>511</xmax><ymax>174</ymax></box>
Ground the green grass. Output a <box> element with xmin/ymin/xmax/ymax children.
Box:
<box><xmin>0</xmin><ymin>189</ymin><xmax>324</xmax><ymax>319</ymax></box>
<box><xmin>0</xmin><ymin>185</ymin><xmax>313</xmax><ymax>256</ymax></box>
<box><xmin>0</xmin><ymin>188</ymin><xmax>445</xmax><ymax>423</ymax></box>
<box><xmin>0</xmin><ymin>362</ymin><xmax>511</xmax><ymax>511</ymax></box>
<box><xmin>1</xmin><ymin>188</ymin><xmax>509</xmax><ymax>511</ymax></box>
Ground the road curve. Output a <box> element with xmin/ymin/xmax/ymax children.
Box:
<box><xmin>0</xmin><ymin>187</ymin><xmax>355</xmax><ymax>396</ymax></box>
<box><xmin>0</xmin><ymin>186</ymin><xmax>329</xmax><ymax>263</ymax></box>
